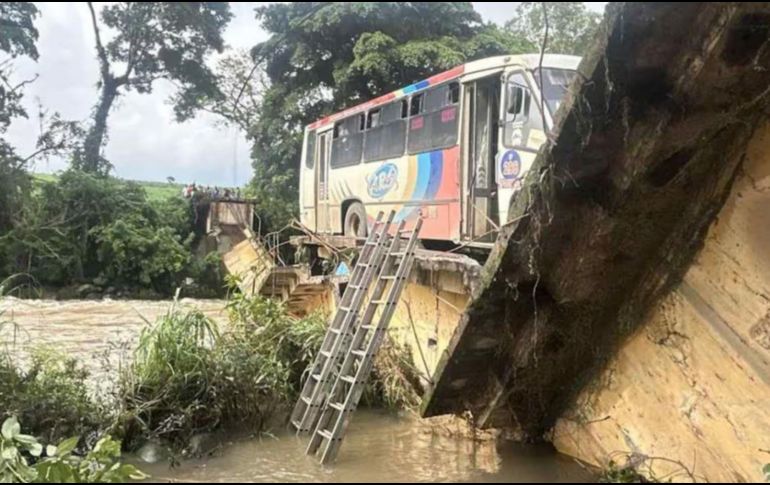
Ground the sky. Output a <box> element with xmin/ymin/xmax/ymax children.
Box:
<box><xmin>4</xmin><ymin>2</ymin><xmax>606</xmax><ymax>187</ymax></box>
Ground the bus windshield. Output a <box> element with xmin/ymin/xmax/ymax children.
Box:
<box><xmin>532</xmin><ymin>68</ymin><xmax>576</xmax><ymax>114</ymax></box>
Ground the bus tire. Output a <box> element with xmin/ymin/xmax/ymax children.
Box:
<box><xmin>344</xmin><ymin>202</ymin><xmax>367</xmax><ymax>238</ymax></box>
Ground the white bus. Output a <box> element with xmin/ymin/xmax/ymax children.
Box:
<box><xmin>299</xmin><ymin>54</ymin><xmax>580</xmax><ymax>246</ymax></box>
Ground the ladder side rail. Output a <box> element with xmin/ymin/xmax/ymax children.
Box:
<box><xmin>315</xmin><ymin>220</ymin><xmax>422</xmax><ymax>463</ymax></box>
<box><xmin>295</xmin><ymin>211</ymin><xmax>394</xmax><ymax>432</ymax></box>
<box><xmin>290</xmin><ymin>212</ymin><xmax>385</xmax><ymax>429</ymax></box>
<box><xmin>305</xmin><ymin>221</ymin><xmax>406</xmax><ymax>454</ymax></box>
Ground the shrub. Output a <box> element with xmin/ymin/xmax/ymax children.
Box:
<box><xmin>0</xmin><ymin>349</ymin><xmax>103</xmax><ymax>444</ymax></box>
<box><xmin>117</xmin><ymin>308</ymin><xmax>220</xmax><ymax>451</ymax></box>
<box><xmin>92</xmin><ymin>217</ymin><xmax>190</xmax><ymax>290</ymax></box>
<box><xmin>0</xmin><ymin>417</ymin><xmax>146</xmax><ymax>483</ymax></box>
<box><xmin>117</xmin><ymin>295</ymin><xmax>326</xmax><ymax>451</ymax></box>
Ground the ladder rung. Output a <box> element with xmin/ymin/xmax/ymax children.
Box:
<box><xmin>391</xmin><ymin>251</ymin><xmax>407</xmax><ymax>257</ymax></box>
<box><xmin>320</xmin><ymin>350</ymin><xmax>332</xmax><ymax>358</ymax></box>
<box><xmin>329</xmin><ymin>401</ymin><xmax>345</xmax><ymax>412</ymax></box>
<box><xmin>340</xmin><ymin>375</ymin><xmax>356</xmax><ymax>384</ymax></box>
<box><xmin>318</xmin><ymin>429</ymin><xmax>334</xmax><ymax>441</ymax></box>
<box><xmin>371</xmin><ymin>299</ymin><xmax>389</xmax><ymax>305</ymax></box>
<box><xmin>312</xmin><ymin>373</ymin><xmax>321</xmax><ymax>381</ymax></box>
<box><xmin>301</xmin><ymin>396</ymin><xmax>312</xmax><ymax>405</ymax></box>
<box><xmin>361</xmin><ymin>324</ymin><xmax>375</xmax><ymax>331</ymax></box>
<box><xmin>330</xmin><ymin>327</ymin><xmax>342</xmax><ymax>335</ymax></box>
<box><xmin>381</xmin><ymin>275</ymin><xmax>397</xmax><ymax>280</ymax></box>
<box><xmin>351</xmin><ymin>349</ymin><xmax>367</xmax><ymax>358</ymax></box>
<box><xmin>291</xmin><ymin>419</ymin><xmax>301</xmax><ymax>429</ymax></box>
<box><xmin>339</xmin><ymin>305</ymin><xmax>351</xmax><ymax>312</ymax></box>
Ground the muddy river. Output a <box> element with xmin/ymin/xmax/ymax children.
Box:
<box><xmin>0</xmin><ymin>298</ymin><xmax>592</xmax><ymax>483</ymax></box>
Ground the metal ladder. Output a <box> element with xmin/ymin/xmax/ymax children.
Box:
<box><xmin>290</xmin><ymin>211</ymin><xmax>394</xmax><ymax>434</ymax></box>
<box><xmin>306</xmin><ymin>217</ymin><xmax>423</xmax><ymax>465</ymax></box>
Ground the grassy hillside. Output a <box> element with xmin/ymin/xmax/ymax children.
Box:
<box><xmin>32</xmin><ymin>173</ymin><xmax>183</xmax><ymax>202</ymax></box>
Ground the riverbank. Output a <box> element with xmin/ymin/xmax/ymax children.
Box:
<box><xmin>0</xmin><ymin>296</ymin><xmax>597</xmax><ymax>482</ymax></box>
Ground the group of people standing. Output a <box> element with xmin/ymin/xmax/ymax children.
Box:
<box><xmin>182</xmin><ymin>183</ymin><xmax>241</xmax><ymax>201</ymax></box>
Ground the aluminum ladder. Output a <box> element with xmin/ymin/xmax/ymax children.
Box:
<box><xmin>290</xmin><ymin>211</ymin><xmax>394</xmax><ymax>433</ymax></box>
<box><xmin>306</xmin><ymin>217</ymin><xmax>423</xmax><ymax>464</ymax></box>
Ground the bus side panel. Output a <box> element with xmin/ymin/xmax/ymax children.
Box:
<box><xmin>360</xmin><ymin>145</ymin><xmax>460</xmax><ymax>241</ymax></box>
<box><xmin>416</xmin><ymin>146</ymin><xmax>461</xmax><ymax>240</ymax></box>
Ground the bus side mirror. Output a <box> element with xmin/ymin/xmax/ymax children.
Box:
<box><xmin>507</xmin><ymin>87</ymin><xmax>524</xmax><ymax>116</ymax></box>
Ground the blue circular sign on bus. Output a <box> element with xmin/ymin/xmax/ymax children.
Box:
<box><xmin>366</xmin><ymin>163</ymin><xmax>399</xmax><ymax>199</ymax></box>
<box><xmin>499</xmin><ymin>150</ymin><xmax>521</xmax><ymax>189</ymax></box>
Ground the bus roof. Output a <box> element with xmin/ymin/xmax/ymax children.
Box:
<box><xmin>307</xmin><ymin>53</ymin><xmax>581</xmax><ymax>131</ymax></box>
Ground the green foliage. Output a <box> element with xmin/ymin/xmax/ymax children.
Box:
<box><xmin>764</xmin><ymin>463</ymin><xmax>770</xmax><ymax>482</ymax></box>
<box><xmin>0</xmin><ymin>349</ymin><xmax>103</xmax><ymax>445</ymax></box>
<box><xmin>0</xmin><ymin>2</ymin><xmax>39</xmax><ymax>60</ymax></box>
<box><xmin>367</xmin><ymin>340</ymin><xmax>422</xmax><ymax>410</ymax></box>
<box><xmin>239</xmin><ymin>2</ymin><xmax>528</xmax><ymax>230</ymax></box>
<box><xmin>118</xmin><ymin>308</ymin><xmax>219</xmax><ymax>450</ymax></box>
<box><xmin>0</xmin><ymin>170</ymin><xmax>222</xmax><ymax>295</ymax></box>
<box><xmin>0</xmin><ymin>144</ymin><xmax>31</xmax><ymax>233</ymax></box>
<box><xmin>220</xmin><ymin>291</ymin><xmax>326</xmax><ymax>403</ymax></box>
<box><xmin>118</xmin><ymin>296</ymin><xmax>325</xmax><ymax>451</ymax></box>
<box><xmin>92</xmin><ymin>220</ymin><xmax>190</xmax><ymax>288</ymax></box>
<box><xmin>506</xmin><ymin>2</ymin><xmax>602</xmax><ymax>56</ymax></box>
<box><xmin>0</xmin><ymin>417</ymin><xmax>146</xmax><ymax>483</ymax></box>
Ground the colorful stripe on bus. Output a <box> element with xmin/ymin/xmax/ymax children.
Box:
<box><xmin>364</xmin><ymin>146</ymin><xmax>460</xmax><ymax>240</ymax></box>
<box><xmin>308</xmin><ymin>65</ymin><xmax>466</xmax><ymax>131</ymax></box>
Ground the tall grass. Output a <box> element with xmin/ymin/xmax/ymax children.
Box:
<box><xmin>117</xmin><ymin>308</ymin><xmax>220</xmax><ymax>450</ymax></box>
<box><xmin>1</xmin><ymin>279</ymin><xmax>419</xmax><ymax>455</ymax></box>
<box><xmin>117</xmin><ymin>295</ymin><xmax>326</xmax><ymax>451</ymax></box>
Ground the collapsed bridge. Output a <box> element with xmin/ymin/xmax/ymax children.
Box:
<box><xmin>219</xmin><ymin>2</ymin><xmax>770</xmax><ymax>480</ymax></box>
<box><xmin>421</xmin><ymin>0</ymin><xmax>770</xmax><ymax>446</ymax></box>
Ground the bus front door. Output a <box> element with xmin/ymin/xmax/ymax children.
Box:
<box><xmin>315</xmin><ymin>130</ymin><xmax>332</xmax><ymax>233</ymax></box>
<box><xmin>464</xmin><ymin>76</ymin><xmax>500</xmax><ymax>242</ymax></box>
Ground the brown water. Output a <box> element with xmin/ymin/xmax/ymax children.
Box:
<box><xmin>0</xmin><ymin>298</ymin><xmax>592</xmax><ymax>483</ymax></box>
<box><xmin>0</xmin><ymin>297</ymin><xmax>227</xmax><ymax>368</ymax></box>
<box><xmin>140</xmin><ymin>411</ymin><xmax>591</xmax><ymax>483</ymax></box>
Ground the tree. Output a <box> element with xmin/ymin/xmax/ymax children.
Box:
<box><xmin>0</xmin><ymin>2</ymin><xmax>39</xmax><ymax>60</ymax></box>
<box><xmin>239</xmin><ymin>2</ymin><xmax>529</xmax><ymax>229</ymax></box>
<box><xmin>174</xmin><ymin>49</ymin><xmax>265</xmax><ymax>135</ymax></box>
<box><xmin>79</xmin><ymin>2</ymin><xmax>232</xmax><ymax>174</ymax></box>
<box><xmin>0</xmin><ymin>2</ymin><xmax>39</xmax><ymax>233</ymax></box>
<box><xmin>506</xmin><ymin>2</ymin><xmax>602</xmax><ymax>56</ymax></box>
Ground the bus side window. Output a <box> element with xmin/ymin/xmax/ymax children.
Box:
<box><xmin>410</xmin><ymin>94</ymin><xmax>423</xmax><ymax>116</ymax></box>
<box><xmin>331</xmin><ymin>116</ymin><xmax>364</xmax><ymax>167</ymax></box>
<box><xmin>408</xmin><ymin>82</ymin><xmax>460</xmax><ymax>154</ymax></box>
<box><xmin>504</xmin><ymin>72</ymin><xmax>542</xmax><ymax>149</ymax></box>
<box><xmin>367</xmin><ymin>109</ymin><xmax>381</xmax><ymax>129</ymax></box>
<box><xmin>363</xmin><ymin>100</ymin><xmax>407</xmax><ymax>163</ymax></box>
<box><xmin>400</xmin><ymin>99</ymin><xmax>408</xmax><ymax>119</ymax></box>
<box><xmin>305</xmin><ymin>130</ymin><xmax>316</xmax><ymax>169</ymax></box>
<box><xmin>448</xmin><ymin>82</ymin><xmax>460</xmax><ymax>104</ymax></box>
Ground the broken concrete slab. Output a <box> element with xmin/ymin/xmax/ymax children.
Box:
<box><xmin>421</xmin><ymin>2</ymin><xmax>770</xmax><ymax>439</ymax></box>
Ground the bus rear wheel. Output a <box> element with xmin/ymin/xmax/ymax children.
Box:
<box><xmin>344</xmin><ymin>202</ymin><xmax>367</xmax><ymax>238</ymax></box>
